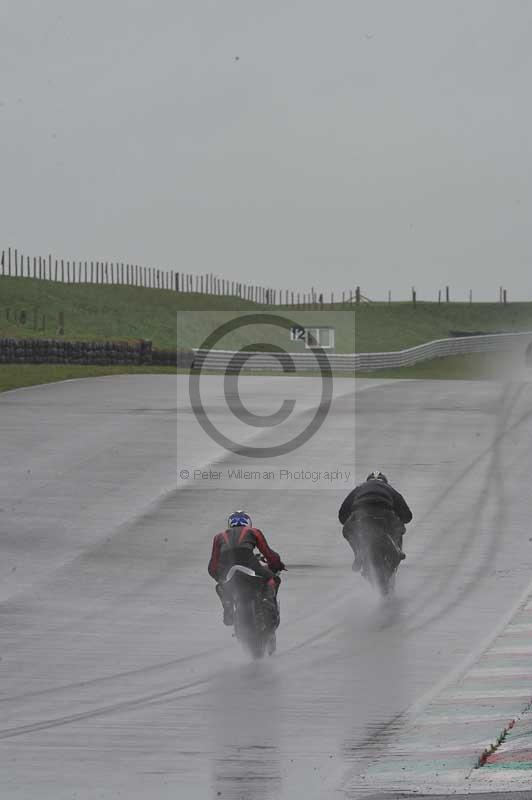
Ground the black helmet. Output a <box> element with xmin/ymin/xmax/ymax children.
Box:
<box><xmin>366</xmin><ymin>470</ymin><xmax>388</xmax><ymax>484</ymax></box>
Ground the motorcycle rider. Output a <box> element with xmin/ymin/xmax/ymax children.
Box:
<box><xmin>338</xmin><ymin>471</ymin><xmax>412</xmax><ymax>572</ymax></box>
<box><xmin>208</xmin><ymin>511</ymin><xmax>285</xmax><ymax>626</ymax></box>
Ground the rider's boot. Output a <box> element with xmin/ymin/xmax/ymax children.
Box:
<box><xmin>392</xmin><ymin>533</ymin><xmax>406</xmax><ymax>560</ymax></box>
<box><xmin>216</xmin><ymin>583</ymin><xmax>234</xmax><ymax>626</ymax></box>
<box><xmin>351</xmin><ymin>552</ymin><xmax>363</xmax><ymax>572</ymax></box>
<box><xmin>222</xmin><ymin>600</ymin><xmax>234</xmax><ymax>626</ymax></box>
<box><xmin>263</xmin><ymin>581</ymin><xmax>280</xmax><ymax>629</ymax></box>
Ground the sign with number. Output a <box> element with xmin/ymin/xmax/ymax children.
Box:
<box><xmin>290</xmin><ymin>326</ymin><xmax>306</xmax><ymax>341</ymax></box>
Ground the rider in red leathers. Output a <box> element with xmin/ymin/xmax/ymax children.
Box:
<box><xmin>209</xmin><ymin>511</ymin><xmax>285</xmax><ymax>626</ymax></box>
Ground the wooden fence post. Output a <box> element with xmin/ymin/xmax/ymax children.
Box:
<box><xmin>438</xmin><ymin>289</ymin><xmax>441</xmax><ymax>304</ymax></box>
<box><xmin>503</xmin><ymin>289</ymin><xmax>507</xmax><ymax>305</ymax></box>
<box><xmin>412</xmin><ymin>286</ymin><xmax>416</xmax><ymax>306</ymax></box>
<box><xmin>446</xmin><ymin>285</ymin><xmax>449</xmax><ymax>302</ymax></box>
<box><xmin>8</xmin><ymin>247</ymin><xmax>11</xmax><ymax>276</ymax></box>
<box><xmin>355</xmin><ymin>286</ymin><xmax>361</xmax><ymax>304</ymax></box>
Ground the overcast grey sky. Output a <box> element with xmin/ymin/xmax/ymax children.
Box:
<box><xmin>2</xmin><ymin>0</ymin><xmax>531</xmax><ymax>300</ymax></box>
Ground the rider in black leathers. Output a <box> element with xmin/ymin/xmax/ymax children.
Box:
<box><xmin>339</xmin><ymin>471</ymin><xmax>412</xmax><ymax>571</ymax></box>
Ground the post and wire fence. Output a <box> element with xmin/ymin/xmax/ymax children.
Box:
<box><xmin>0</xmin><ymin>247</ymin><xmax>368</xmax><ymax>308</ymax></box>
<box><xmin>1</xmin><ymin>247</ymin><xmax>510</xmax><ymax>306</ymax></box>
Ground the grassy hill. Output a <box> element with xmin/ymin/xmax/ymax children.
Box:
<box><xmin>1</xmin><ymin>276</ymin><xmax>532</xmax><ymax>352</ymax></box>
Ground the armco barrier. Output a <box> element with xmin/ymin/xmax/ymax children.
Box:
<box><xmin>1</xmin><ymin>333</ymin><xmax>530</xmax><ymax>371</ymax></box>
<box><xmin>193</xmin><ymin>331</ymin><xmax>532</xmax><ymax>373</ymax></box>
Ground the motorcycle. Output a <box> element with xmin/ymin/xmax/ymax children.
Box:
<box><xmin>349</xmin><ymin>515</ymin><xmax>404</xmax><ymax>597</ymax></box>
<box><xmin>223</xmin><ymin>563</ymin><xmax>279</xmax><ymax>659</ymax></box>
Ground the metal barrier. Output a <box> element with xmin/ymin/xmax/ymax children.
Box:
<box><xmin>193</xmin><ymin>331</ymin><xmax>532</xmax><ymax>373</ymax></box>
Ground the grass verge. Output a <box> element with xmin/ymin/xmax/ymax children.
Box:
<box><xmin>0</xmin><ymin>351</ymin><xmax>521</xmax><ymax>393</ymax></box>
<box><xmin>356</xmin><ymin>352</ymin><xmax>514</xmax><ymax>379</ymax></box>
<box><xmin>0</xmin><ymin>364</ymin><xmax>178</xmax><ymax>393</ymax></box>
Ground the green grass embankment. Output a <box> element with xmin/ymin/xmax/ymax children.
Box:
<box><xmin>0</xmin><ymin>276</ymin><xmax>255</xmax><ymax>349</ymax></box>
<box><xmin>353</xmin><ymin>302</ymin><xmax>532</xmax><ymax>352</ymax></box>
<box><xmin>1</xmin><ymin>276</ymin><xmax>532</xmax><ymax>352</ymax></box>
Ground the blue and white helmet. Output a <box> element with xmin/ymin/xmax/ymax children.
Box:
<box><xmin>228</xmin><ymin>510</ymin><xmax>252</xmax><ymax>528</ymax></box>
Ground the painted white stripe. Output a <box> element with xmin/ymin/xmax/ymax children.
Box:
<box><xmin>351</xmin><ymin>571</ymin><xmax>532</xmax><ymax>796</ymax></box>
<box><xmin>502</xmin><ymin>623</ymin><xmax>532</xmax><ymax>633</ymax></box>
<box><xmin>440</xmin><ymin>689</ymin><xmax>531</xmax><ymax>700</ymax></box>
<box><xmin>472</xmin><ymin>770</ymin><xmax>532</xmax><ymax>788</ymax></box>
<box><xmin>468</xmin><ymin>667</ymin><xmax>532</xmax><ymax>677</ymax></box>
<box><xmin>413</xmin><ymin>712</ymin><xmax>515</xmax><ymax>725</ymax></box>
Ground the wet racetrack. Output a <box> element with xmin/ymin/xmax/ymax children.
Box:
<box><xmin>2</xmin><ymin>373</ymin><xmax>532</xmax><ymax>799</ymax></box>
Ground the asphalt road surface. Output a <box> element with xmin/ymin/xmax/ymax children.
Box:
<box><xmin>2</xmin><ymin>373</ymin><xmax>532</xmax><ymax>799</ymax></box>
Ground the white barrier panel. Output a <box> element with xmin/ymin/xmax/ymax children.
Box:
<box><xmin>192</xmin><ymin>332</ymin><xmax>532</xmax><ymax>373</ymax></box>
